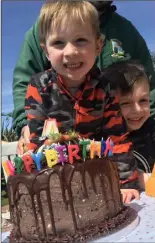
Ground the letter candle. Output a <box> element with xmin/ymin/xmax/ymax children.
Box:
<box><xmin>13</xmin><ymin>156</ymin><xmax>23</xmax><ymax>174</ymax></box>
<box><xmin>101</xmin><ymin>138</ymin><xmax>106</xmax><ymax>156</ymax></box>
<box><xmin>31</xmin><ymin>152</ymin><xmax>42</xmax><ymax>171</ymax></box>
<box><xmin>79</xmin><ymin>140</ymin><xmax>90</xmax><ymax>161</ymax></box>
<box><xmin>108</xmin><ymin>138</ymin><xmax>114</xmax><ymax>157</ymax></box>
<box><xmin>2</xmin><ymin>161</ymin><xmax>11</xmax><ymax>176</ymax></box>
<box><xmin>68</xmin><ymin>143</ymin><xmax>81</xmax><ymax>164</ymax></box>
<box><xmin>6</xmin><ymin>160</ymin><xmax>15</xmax><ymax>175</ymax></box>
<box><xmin>104</xmin><ymin>138</ymin><xmax>113</xmax><ymax>157</ymax></box>
<box><xmin>22</xmin><ymin>154</ymin><xmax>33</xmax><ymax>172</ymax></box>
<box><xmin>90</xmin><ymin>140</ymin><xmax>101</xmax><ymax>159</ymax></box>
<box><xmin>2</xmin><ymin>161</ymin><xmax>10</xmax><ymax>182</ymax></box>
<box><xmin>45</xmin><ymin>149</ymin><xmax>58</xmax><ymax>168</ymax></box>
<box><xmin>55</xmin><ymin>145</ymin><xmax>67</xmax><ymax>164</ymax></box>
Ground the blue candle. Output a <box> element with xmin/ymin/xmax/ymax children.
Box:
<box><xmin>101</xmin><ymin>138</ymin><xmax>106</xmax><ymax>157</ymax></box>
<box><xmin>31</xmin><ymin>152</ymin><xmax>42</xmax><ymax>171</ymax></box>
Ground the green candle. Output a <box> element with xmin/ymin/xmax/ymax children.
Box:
<box><xmin>13</xmin><ymin>156</ymin><xmax>23</xmax><ymax>174</ymax></box>
<box><xmin>79</xmin><ymin>140</ymin><xmax>90</xmax><ymax>161</ymax></box>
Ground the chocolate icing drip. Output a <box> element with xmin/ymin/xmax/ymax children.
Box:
<box><xmin>37</xmin><ymin>193</ymin><xmax>46</xmax><ymax>237</ymax></box>
<box><xmin>14</xmin><ymin>186</ymin><xmax>21</xmax><ymax>237</ymax></box>
<box><xmin>46</xmin><ymin>189</ymin><xmax>57</xmax><ymax>236</ymax></box>
<box><xmin>7</xmin><ymin>158</ymin><xmax>125</xmax><ymax>242</ymax></box>
<box><xmin>31</xmin><ymin>195</ymin><xmax>39</xmax><ymax>235</ymax></box>
<box><xmin>81</xmin><ymin>169</ymin><xmax>88</xmax><ymax>199</ymax></box>
<box><xmin>67</xmin><ymin>185</ymin><xmax>78</xmax><ymax>231</ymax></box>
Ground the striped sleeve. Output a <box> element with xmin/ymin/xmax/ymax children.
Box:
<box><xmin>103</xmin><ymin>91</ymin><xmax>138</xmax><ymax>189</ymax></box>
<box><xmin>25</xmin><ymin>76</ymin><xmax>47</xmax><ymax>142</ymax></box>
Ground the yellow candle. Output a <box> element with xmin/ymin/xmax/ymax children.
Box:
<box><xmin>90</xmin><ymin>140</ymin><xmax>95</xmax><ymax>159</ymax></box>
<box><xmin>45</xmin><ymin>149</ymin><xmax>58</xmax><ymax>168</ymax></box>
<box><xmin>90</xmin><ymin>140</ymin><xmax>101</xmax><ymax>159</ymax></box>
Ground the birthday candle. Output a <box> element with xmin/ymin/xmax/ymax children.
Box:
<box><xmin>2</xmin><ymin>161</ymin><xmax>11</xmax><ymax>176</ymax></box>
<box><xmin>31</xmin><ymin>152</ymin><xmax>42</xmax><ymax>171</ymax></box>
<box><xmin>2</xmin><ymin>161</ymin><xmax>10</xmax><ymax>182</ymax></box>
<box><xmin>79</xmin><ymin>140</ymin><xmax>90</xmax><ymax>161</ymax></box>
<box><xmin>13</xmin><ymin>156</ymin><xmax>23</xmax><ymax>174</ymax></box>
<box><xmin>45</xmin><ymin>149</ymin><xmax>58</xmax><ymax>168</ymax></box>
<box><xmin>95</xmin><ymin>141</ymin><xmax>101</xmax><ymax>158</ymax></box>
<box><xmin>108</xmin><ymin>138</ymin><xmax>114</xmax><ymax>157</ymax></box>
<box><xmin>68</xmin><ymin>144</ymin><xmax>81</xmax><ymax>164</ymax></box>
<box><xmin>55</xmin><ymin>145</ymin><xmax>67</xmax><ymax>163</ymax></box>
<box><xmin>101</xmin><ymin>138</ymin><xmax>106</xmax><ymax>157</ymax></box>
<box><xmin>90</xmin><ymin>140</ymin><xmax>101</xmax><ymax>159</ymax></box>
<box><xmin>6</xmin><ymin>160</ymin><xmax>15</xmax><ymax>175</ymax></box>
<box><xmin>42</xmin><ymin>119</ymin><xmax>59</xmax><ymax>137</ymax></box>
<box><xmin>21</xmin><ymin>154</ymin><xmax>33</xmax><ymax>172</ymax></box>
<box><xmin>104</xmin><ymin>138</ymin><xmax>113</xmax><ymax>157</ymax></box>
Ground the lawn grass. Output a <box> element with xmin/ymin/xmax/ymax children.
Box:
<box><xmin>2</xmin><ymin>190</ymin><xmax>9</xmax><ymax>206</ymax></box>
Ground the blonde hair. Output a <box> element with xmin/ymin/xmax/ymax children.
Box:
<box><xmin>38</xmin><ymin>1</ymin><xmax>101</xmax><ymax>45</ymax></box>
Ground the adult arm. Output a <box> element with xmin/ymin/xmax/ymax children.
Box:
<box><xmin>98</xmin><ymin>12</ymin><xmax>155</xmax><ymax>118</ymax></box>
<box><xmin>129</xmin><ymin>23</ymin><xmax>155</xmax><ymax>119</ymax></box>
<box><xmin>12</xmin><ymin>20</ymin><xmax>50</xmax><ymax>137</ymax></box>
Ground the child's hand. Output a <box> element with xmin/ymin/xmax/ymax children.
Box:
<box><xmin>121</xmin><ymin>189</ymin><xmax>140</xmax><ymax>204</ymax></box>
<box><xmin>16</xmin><ymin>125</ymin><xmax>30</xmax><ymax>155</ymax></box>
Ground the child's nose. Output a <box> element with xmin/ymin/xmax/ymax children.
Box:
<box><xmin>64</xmin><ymin>43</ymin><xmax>78</xmax><ymax>57</ymax></box>
<box><xmin>133</xmin><ymin>103</ymin><xmax>142</xmax><ymax>112</ymax></box>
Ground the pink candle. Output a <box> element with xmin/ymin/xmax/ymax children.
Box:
<box><xmin>2</xmin><ymin>161</ymin><xmax>11</xmax><ymax>176</ymax></box>
<box><xmin>68</xmin><ymin>144</ymin><xmax>81</xmax><ymax>164</ymax></box>
<box><xmin>6</xmin><ymin>160</ymin><xmax>15</xmax><ymax>175</ymax></box>
<box><xmin>104</xmin><ymin>138</ymin><xmax>113</xmax><ymax>157</ymax></box>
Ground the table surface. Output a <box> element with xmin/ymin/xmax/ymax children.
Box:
<box><xmin>116</xmin><ymin>192</ymin><xmax>155</xmax><ymax>242</ymax></box>
<box><xmin>1</xmin><ymin>192</ymin><xmax>155</xmax><ymax>243</ymax></box>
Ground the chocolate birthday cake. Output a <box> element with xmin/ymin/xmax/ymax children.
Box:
<box><xmin>6</xmin><ymin>120</ymin><xmax>137</xmax><ymax>242</ymax></box>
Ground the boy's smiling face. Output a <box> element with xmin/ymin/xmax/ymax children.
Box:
<box><xmin>117</xmin><ymin>77</ymin><xmax>150</xmax><ymax>131</ymax></box>
<box><xmin>43</xmin><ymin>19</ymin><xmax>102</xmax><ymax>87</ymax></box>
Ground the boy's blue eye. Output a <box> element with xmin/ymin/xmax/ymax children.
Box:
<box><xmin>76</xmin><ymin>38</ymin><xmax>87</xmax><ymax>43</ymax></box>
<box><xmin>52</xmin><ymin>40</ymin><xmax>64</xmax><ymax>45</ymax></box>
<box><xmin>140</xmin><ymin>99</ymin><xmax>149</xmax><ymax>103</ymax></box>
<box><xmin>120</xmin><ymin>102</ymin><xmax>130</xmax><ymax>106</ymax></box>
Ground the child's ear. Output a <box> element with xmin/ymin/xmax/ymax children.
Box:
<box><xmin>40</xmin><ymin>44</ymin><xmax>49</xmax><ymax>59</ymax></box>
<box><xmin>96</xmin><ymin>34</ymin><xmax>105</xmax><ymax>55</ymax></box>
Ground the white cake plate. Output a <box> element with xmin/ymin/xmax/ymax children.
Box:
<box><xmin>1</xmin><ymin>231</ymin><xmax>10</xmax><ymax>243</ymax></box>
<box><xmin>91</xmin><ymin>214</ymin><xmax>140</xmax><ymax>242</ymax></box>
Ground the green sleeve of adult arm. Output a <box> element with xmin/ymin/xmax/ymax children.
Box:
<box><xmin>12</xmin><ymin>21</ymin><xmax>50</xmax><ymax>137</ymax></box>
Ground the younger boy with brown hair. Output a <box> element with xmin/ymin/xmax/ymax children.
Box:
<box><xmin>24</xmin><ymin>1</ymin><xmax>139</xmax><ymax>203</ymax></box>
<box><xmin>102</xmin><ymin>61</ymin><xmax>155</xmax><ymax>191</ymax></box>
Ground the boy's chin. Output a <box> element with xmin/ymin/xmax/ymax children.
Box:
<box><xmin>128</xmin><ymin>123</ymin><xmax>144</xmax><ymax>131</ymax></box>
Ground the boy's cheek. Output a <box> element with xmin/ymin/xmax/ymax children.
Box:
<box><xmin>120</xmin><ymin>107</ymin><xmax>129</xmax><ymax>119</ymax></box>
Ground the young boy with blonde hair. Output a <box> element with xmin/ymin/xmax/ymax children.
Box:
<box><xmin>24</xmin><ymin>1</ymin><xmax>139</xmax><ymax>203</ymax></box>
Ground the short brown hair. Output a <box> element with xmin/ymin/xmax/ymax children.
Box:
<box><xmin>102</xmin><ymin>61</ymin><xmax>149</xmax><ymax>95</ymax></box>
<box><xmin>38</xmin><ymin>1</ymin><xmax>101</xmax><ymax>45</ymax></box>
